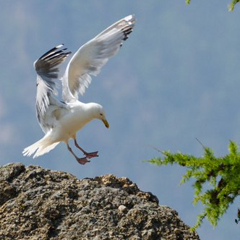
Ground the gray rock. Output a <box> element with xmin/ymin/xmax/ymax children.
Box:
<box><xmin>0</xmin><ymin>163</ymin><xmax>200</xmax><ymax>240</ymax></box>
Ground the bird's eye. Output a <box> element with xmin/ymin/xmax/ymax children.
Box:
<box><xmin>100</xmin><ymin>113</ymin><xmax>103</xmax><ymax>116</ymax></box>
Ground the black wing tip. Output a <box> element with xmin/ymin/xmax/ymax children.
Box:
<box><xmin>38</xmin><ymin>44</ymin><xmax>71</xmax><ymax>61</ymax></box>
<box><xmin>121</xmin><ymin>15</ymin><xmax>136</xmax><ymax>43</ymax></box>
<box><xmin>34</xmin><ymin>44</ymin><xmax>71</xmax><ymax>77</ymax></box>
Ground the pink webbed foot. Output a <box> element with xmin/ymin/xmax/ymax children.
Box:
<box><xmin>76</xmin><ymin>157</ymin><xmax>91</xmax><ymax>165</ymax></box>
<box><xmin>68</xmin><ymin>141</ymin><xmax>99</xmax><ymax>165</ymax></box>
<box><xmin>84</xmin><ymin>151</ymin><xmax>99</xmax><ymax>159</ymax></box>
<box><xmin>76</xmin><ymin>151</ymin><xmax>99</xmax><ymax>165</ymax></box>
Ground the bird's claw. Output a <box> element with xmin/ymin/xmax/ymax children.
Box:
<box><xmin>77</xmin><ymin>157</ymin><xmax>91</xmax><ymax>165</ymax></box>
<box><xmin>85</xmin><ymin>151</ymin><xmax>99</xmax><ymax>159</ymax></box>
<box><xmin>76</xmin><ymin>151</ymin><xmax>99</xmax><ymax>165</ymax></box>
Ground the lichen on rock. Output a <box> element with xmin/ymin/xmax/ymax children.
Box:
<box><xmin>0</xmin><ymin>163</ymin><xmax>200</xmax><ymax>240</ymax></box>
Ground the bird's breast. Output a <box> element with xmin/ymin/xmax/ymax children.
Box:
<box><xmin>58</xmin><ymin>107</ymin><xmax>93</xmax><ymax>139</ymax></box>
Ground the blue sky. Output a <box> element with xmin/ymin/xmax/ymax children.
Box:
<box><xmin>0</xmin><ymin>1</ymin><xmax>240</xmax><ymax>239</ymax></box>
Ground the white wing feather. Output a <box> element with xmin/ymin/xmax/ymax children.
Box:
<box><xmin>62</xmin><ymin>15</ymin><xmax>135</xmax><ymax>102</ymax></box>
<box><xmin>35</xmin><ymin>45</ymin><xmax>71</xmax><ymax>132</ymax></box>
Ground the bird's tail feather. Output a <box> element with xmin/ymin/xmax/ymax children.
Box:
<box><xmin>23</xmin><ymin>133</ymin><xmax>60</xmax><ymax>158</ymax></box>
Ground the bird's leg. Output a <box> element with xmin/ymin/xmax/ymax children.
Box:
<box><xmin>67</xmin><ymin>143</ymin><xmax>90</xmax><ymax>165</ymax></box>
<box><xmin>74</xmin><ymin>139</ymin><xmax>99</xmax><ymax>159</ymax></box>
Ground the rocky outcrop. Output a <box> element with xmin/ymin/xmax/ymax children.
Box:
<box><xmin>0</xmin><ymin>163</ymin><xmax>200</xmax><ymax>240</ymax></box>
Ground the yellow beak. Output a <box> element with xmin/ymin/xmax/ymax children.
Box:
<box><xmin>102</xmin><ymin>119</ymin><xmax>110</xmax><ymax>128</ymax></box>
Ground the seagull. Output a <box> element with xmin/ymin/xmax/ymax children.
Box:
<box><xmin>23</xmin><ymin>15</ymin><xmax>135</xmax><ymax>165</ymax></box>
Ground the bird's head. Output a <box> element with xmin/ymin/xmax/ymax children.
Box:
<box><xmin>91</xmin><ymin>103</ymin><xmax>110</xmax><ymax>128</ymax></box>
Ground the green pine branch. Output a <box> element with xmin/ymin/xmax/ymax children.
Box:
<box><xmin>229</xmin><ymin>0</ymin><xmax>240</xmax><ymax>10</ymax></box>
<box><xmin>148</xmin><ymin>141</ymin><xmax>240</xmax><ymax>230</ymax></box>
<box><xmin>186</xmin><ymin>0</ymin><xmax>240</xmax><ymax>11</ymax></box>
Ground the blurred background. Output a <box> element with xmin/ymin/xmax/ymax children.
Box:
<box><xmin>0</xmin><ymin>1</ymin><xmax>239</xmax><ymax>239</ymax></box>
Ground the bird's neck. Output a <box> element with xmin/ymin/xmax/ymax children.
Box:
<box><xmin>84</xmin><ymin>103</ymin><xmax>99</xmax><ymax>119</ymax></box>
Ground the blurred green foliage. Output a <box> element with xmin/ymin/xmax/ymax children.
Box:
<box><xmin>148</xmin><ymin>141</ymin><xmax>240</xmax><ymax>230</ymax></box>
<box><xmin>186</xmin><ymin>0</ymin><xmax>240</xmax><ymax>11</ymax></box>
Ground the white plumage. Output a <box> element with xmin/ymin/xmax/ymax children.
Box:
<box><xmin>23</xmin><ymin>15</ymin><xmax>135</xmax><ymax>164</ymax></box>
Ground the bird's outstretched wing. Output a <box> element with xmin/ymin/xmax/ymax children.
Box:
<box><xmin>62</xmin><ymin>15</ymin><xmax>136</xmax><ymax>102</ymax></box>
<box><xmin>35</xmin><ymin>44</ymin><xmax>71</xmax><ymax>130</ymax></box>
